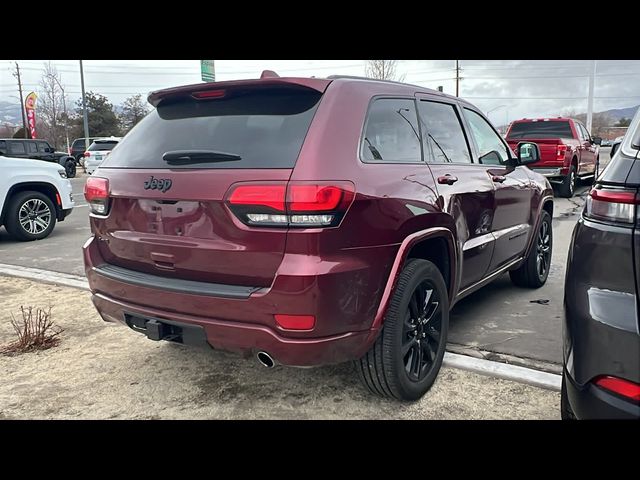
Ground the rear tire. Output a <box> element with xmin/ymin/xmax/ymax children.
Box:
<box><xmin>65</xmin><ymin>160</ymin><xmax>76</xmax><ymax>178</ymax></box>
<box><xmin>558</xmin><ymin>165</ymin><xmax>576</xmax><ymax>198</ymax></box>
<box><xmin>356</xmin><ymin>259</ymin><xmax>449</xmax><ymax>401</ymax></box>
<box><xmin>561</xmin><ymin>373</ymin><xmax>577</xmax><ymax>420</ymax></box>
<box><xmin>5</xmin><ymin>191</ymin><xmax>57</xmax><ymax>241</ymax></box>
<box><xmin>509</xmin><ymin>210</ymin><xmax>552</xmax><ymax>288</ymax></box>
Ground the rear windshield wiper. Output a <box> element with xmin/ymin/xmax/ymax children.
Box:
<box><xmin>162</xmin><ymin>150</ymin><xmax>242</xmax><ymax>165</ymax></box>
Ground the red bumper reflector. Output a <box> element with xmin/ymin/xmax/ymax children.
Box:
<box><xmin>594</xmin><ymin>376</ymin><xmax>640</xmax><ymax>403</ymax></box>
<box><xmin>274</xmin><ymin>314</ymin><xmax>315</xmax><ymax>330</ymax></box>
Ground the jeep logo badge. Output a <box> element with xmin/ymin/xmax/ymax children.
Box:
<box><xmin>144</xmin><ymin>176</ymin><xmax>172</xmax><ymax>193</ymax></box>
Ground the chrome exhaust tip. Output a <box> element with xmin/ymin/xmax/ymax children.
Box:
<box><xmin>256</xmin><ymin>351</ymin><xmax>276</xmax><ymax>368</ymax></box>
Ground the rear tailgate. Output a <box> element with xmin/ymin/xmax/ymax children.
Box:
<box><xmin>90</xmin><ymin>82</ymin><xmax>327</xmax><ymax>288</ymax></box>
<box><xmin>506</xmin><ymin>119</ymin><xmax>576</xmax><ymax>168</ymax></box>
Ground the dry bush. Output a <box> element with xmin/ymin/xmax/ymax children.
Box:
<box><xmin>1</xmin><ymin>306</ymin><xmax>63</xmax><ymax>355</ymax></box>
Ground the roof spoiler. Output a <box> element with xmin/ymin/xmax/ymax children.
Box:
<box><xmin>148</xmin><ymin>74</ymin><xmax>331</xmax><ymax>107</ymax></box>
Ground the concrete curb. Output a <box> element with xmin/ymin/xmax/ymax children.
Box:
<box><xmin>443</xmin><ymin>352</ymin><xmax>561</xmax><ymax>391</ymax></box>
<box><xmin>0</xmin><ymin>263</ymin><xmax>562</xmax><ymax>393</ymax></box>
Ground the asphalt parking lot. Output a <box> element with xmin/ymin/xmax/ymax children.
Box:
<box><xmin>0</xmin><ymin>149</ymin><xmax>610</xmax><ymax>372</ymax></box>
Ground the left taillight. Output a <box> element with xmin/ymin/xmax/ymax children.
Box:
<box><xmin>594</xmin><ymin>376</ymin><xmax>640</xmax><ymax>404</ymax></box>
<box><xmin>226</xmin><ymin>181</ymin><xmax>355</xmax><ymax>228</ymax></box>
<box><xmin>584</xmin><ymin>187</ymin><xmax>639</xmax><ymax>225</ymax></box>
<box><xmin>84</xmin><ymin>177</ymin><xmax>109</xmax><ymax>215</ymax></box>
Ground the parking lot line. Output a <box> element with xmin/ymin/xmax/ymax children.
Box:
<box><xmin>0</xmin><ymin>262</ymin><xmax>562</xmax><ymax>392</ymax></box>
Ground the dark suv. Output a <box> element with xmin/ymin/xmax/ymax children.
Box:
<box><xmin>0</xmin><ymin>138</ymin><xmax>77</xmax><ymax>178</ymax></box>
<box><xmin>83</xmin><ymin>73</ymin><xmax>554</xmax><ymax>401</ymax></box>
<box><xmin>70</xmin><ymin>137</ymin><xmax>97</xmax><ymax>165</ymax></box>
<box><xmin>562</xmin><ymin>109</ymin><xmax>640</xmax><ymax>419</ymax></box>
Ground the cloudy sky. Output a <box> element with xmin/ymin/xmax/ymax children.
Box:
<box><xmin>2</xmin><ymin>59</ymin><xmax>639</xmax><ymax>126</ymax></box>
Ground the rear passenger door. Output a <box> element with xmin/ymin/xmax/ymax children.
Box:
<box><xmin>460</xmin><ymin>107</ymin><xmax>534</xmax><ymax>273</ymax></box>
<box><xmin>416</xmin><ymin>96</ymin><xmax>496</xmax><ymax>291</ymax></box>
<box><xmin>25</xmin><ymin>140</ymin><xmax>39</xmax><ymax>159</ymax></box>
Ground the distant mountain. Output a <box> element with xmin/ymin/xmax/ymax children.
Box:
<box><xmin>598</xmin><ymin>105</ymin><xmax>638</xmax><ymax>123</ymax></box>
<box><xmin>0</xmin><ymin>101</ymin><xmax>22</xmax><ymax>126</ymax></box>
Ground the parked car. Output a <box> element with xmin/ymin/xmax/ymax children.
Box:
<box><xmin>600</xmin><ymin>139</ymin><xmax>612</xmax><ymax>147</ymax></box>
<box><xmin>0</xmin><ymin>154</ymin><xmax>74</xmax><ymax>241</ymax></box>
<box><xmin>83</xmin><ymin>73</ymin><xmax>554</xmax><ymax>401</ymax></box>
<box><xmin>505</xmin><ymin>117</ymin><xmax>601</xmax><ymax>198</ymax></box>
<box><xmin>84</xmin><ymin>137</ymin><xmax>122</xmax><ymax>174</ymax></box>
<box><xmin>70</xmin><ymin>137</ymin><xmax>97</xmax><ymax>165</ymax></box>
<box><xmin>562</xmin><ymin>108</ymin><xmax>640</xmax><ymax>419</ymax></box>
<box><xmin>0</xmin><ymin>138</ymin><xmax>77</xmax><ymax>178</ymax></box>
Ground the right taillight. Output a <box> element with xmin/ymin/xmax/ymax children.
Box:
<box><xmin>84</xmin><ymin>151</ymin><xmax>91</xmax><ymax>157</ymax></box>
<box><xmin>556</xmin><ymin>144</ymin><xmax>567</xmax><ymax>161</ymax></box>
<box><xmin>584</xmin><ymin>187</ymin><xmax>638</xmax><ymax>225</ymax></box>
<box><xmin>84</xmin><ymin>177</ymin><xmax>110</xmax><ymax>215</ymax></box>
<box><xmin>226</xmin><ymin>181</ymin><xmax>355</xmax><ymax>228</ymax></box>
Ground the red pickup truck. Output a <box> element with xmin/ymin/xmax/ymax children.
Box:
<box><xmin>505</xmin><ymin>117</ymin><xmax>601</xmax><ymax>198</ymax></box>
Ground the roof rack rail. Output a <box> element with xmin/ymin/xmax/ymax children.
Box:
<box><xmin>326</xmin><ymin>75</ymin><xmax>433</xmax><ymax>90</ymax></box>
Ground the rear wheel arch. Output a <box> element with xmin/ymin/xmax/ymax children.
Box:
<box><xmin>1</xmin><ymin>182</ymin><xmax>61</xmax><ymax>225</ymax></box>
<box><xmin>372</xmin><ymin>227</ymin><xmax>457</xmax><ymax>331</ymax></box>
<box><xmin>406</xmin><ymin>236</ymin><xmax>453</xmax><ymax>298</ymax></box>
<box><xmin>542</xmin><ymin>198</ymin><xmax>553</xmax><ymax>218</ymax></box>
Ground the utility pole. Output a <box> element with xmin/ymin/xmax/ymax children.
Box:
<box><xmin>79</xmin><ymin>60</ymin><xmax>90</xmax><ymax>152</ymax></box>
<box><xmin>586</xmin><ymin>60</ymin><xmax>596</xmax><ymax>134</ymax></box>
<box><xmin>50</xmin><ymin>75</ymin><xmax>70</xmax><ymax>153</ymax></box>
<box><xmin>12</xmin><ymin>62</ymin><xmax>28</xmax><ymax>138</ymax></box>
<box><xmin>455</xmin><ymin>60</ymin><xmax>460</xmax><ymax>97</ymax></box>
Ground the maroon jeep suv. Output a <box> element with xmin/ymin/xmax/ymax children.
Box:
<box><xmin>83</xmin><ymin>73</ymin><xmax>554</xmax><ymax>401</ymax></box>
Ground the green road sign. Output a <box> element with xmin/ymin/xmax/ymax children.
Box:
<box><xmin>201</xmin><ymin>60</ymin><xmax>216</xmax><ymax>82</ymax></box>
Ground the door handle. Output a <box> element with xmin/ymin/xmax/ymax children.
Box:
<box><xmin>437</xmin><ymin>175</ymin><xmax>458</xmax><ymax>185</ymax></box>
<box><xmin>492</xmin><ymin>175</ymin><xmax>506</xmax><ymax>183</ymax></box>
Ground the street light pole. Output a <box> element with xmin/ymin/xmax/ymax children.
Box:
<box><xmin>79</xmin><ymin>60</ymin><xmax>90</xmax><ymax>153</ymax></box>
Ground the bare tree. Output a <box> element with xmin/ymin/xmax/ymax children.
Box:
<box><xmin>118</xmin><ymin>94</ymin><xmax>150</xmax><ymax>134</ymax></box>
<box><xmin>365</xmin><ymin>60</ymin><xmax>405</xmax><ymax>82</ymax></box>
<box><xmin>38</xmin><ymin>62</ymin><xmax>67</xmax><ymax>148</ymax></box>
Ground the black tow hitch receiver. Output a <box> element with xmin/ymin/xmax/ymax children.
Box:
<box><xmin>145</xmin><ymin>319</ymin><xmax>168</xmax><ymax>341</ymax></box>
<box><xmin>124</xmin><ymin>313</ymin><xmax>208</xmax><ymax>347</ymax></box>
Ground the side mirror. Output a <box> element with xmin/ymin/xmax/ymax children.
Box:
<box><xmin>45</xmin><ymin>147</ymin><xmax>54</xmax><ymax>153</ymax></box>
<box><xmin>515</xmin><ymin>141</ymin><xmax>540</xmax><ymax>165</ymax></box>
<box><xmin>592</xmin><ymin>136</ymin><xmax>602</xmax><ymax>145</ymax></box>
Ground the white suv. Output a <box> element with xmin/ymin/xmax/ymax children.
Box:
<box><xmin>0</xmin><ymin>155</ymin><xmax>75</xmax><ymax>241</ymax></box>
<box><xmin>84</xmin><ymin>137</ymin><xmax>122</xmax><ymax>174</ymax></box>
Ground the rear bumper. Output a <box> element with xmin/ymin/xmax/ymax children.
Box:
<box><xmin>92</xmin><ymin>292</ymin><xmax>373</xmax><ymax>366</ymax></box>
<box><xmin>57</xmin><ymin>207</ymin><xmax>73</xmax><ymax>221</ymax></box>
<box><xmin>564</xmin><ymin>368</ymin><xmax>640</xmax><ymax>419</ymax></box>
<box><xmin>563</xmin><ymin>217</ymin><xmax>639</xmax><ymax>418</ymax></box>
<box><xmin>83</xmin><ymin>235</ymin><xmax>393</xmax><ymax>366</ymax></box>
<box><xmin>530</xmin><ymin>167</ymin><xmax>569</xmax><ymax>180</ymax></box>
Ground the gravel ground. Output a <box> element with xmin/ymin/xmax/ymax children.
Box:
<box><xmin>0</xmin><ymin>276</ymin><xmax>560</xmax><ymax>419</ymax></box>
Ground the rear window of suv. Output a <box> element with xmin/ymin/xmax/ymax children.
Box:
<box><xmin>88</xmin><ymin>141</ymin><xmax>118</xmax><ymax>151</ymax></box>
<box><xmin>507</xmin><ymin>121</ymin><xmax>573</xmax><ymax>139</ymax></box>
<box><xmin>101</xmin><ymin>86</ymin><xmax>322</xmax><ymax>169</ymax></box>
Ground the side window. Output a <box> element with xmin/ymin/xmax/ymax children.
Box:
<box><xmin>417</xmin><ymin>101</ymin><xmax>471</xmax><ymax>163</ymax></box>
<box><xmin>37</xmin><ymin>142</ymin><xmax>48</xmax><ymax>152</ymax></box>
<box><xmin>462</xmin><ymin>108</ymin><xmax>510</xmax><ymax>165</ymax></box>
<box><xmin>361</xmin><ymin>98</ymin><xmax>422</xmax><ymax>163</ymax></box>
<box><xmin>26</xmin><ymin>142</ymin><xmax>38</xmax><ymax>154</ymax></box>
<box><xmin>0</xmin><ymin>140</ymin><xmax>6</xmax><ymax>153</ymax></box>
<box><xmin>579</xmin><ymin>124</ymin><xmax>590</xmax><ymax>141</ymax></box>
<box><xmin>8</xmin><ymin>142</ymin><xmax>26</xmax><ymax>155</ymax></box>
